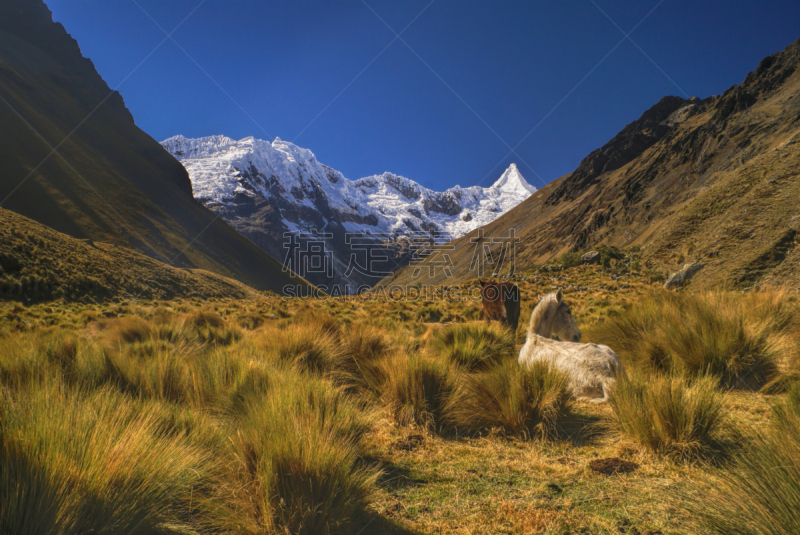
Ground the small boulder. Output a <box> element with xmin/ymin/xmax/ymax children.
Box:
<box><xmin>664</xmin><ymin>262</ymin><xmax>703</xmax><ymax>289</ymax></box>
<box><xmin>461</xmin><ymin>211</ymin><xmax>472</xmax><ymax>222</ymax></box>
<box><xmin>581</xmin><ymin>250</ymin><xmax>600</xmax><ymax>264</ymax></box>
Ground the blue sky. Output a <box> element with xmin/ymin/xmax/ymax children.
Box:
<box><xmin>48</xmin><ymin>0</ymin><xmax>800</xmax><ymax>191</ymax></box>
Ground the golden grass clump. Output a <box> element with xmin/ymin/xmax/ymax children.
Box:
<box><xmin>0</xmin><ymin>383</ymin><xmax>214</xmax><ymax>534</ymax></box>
<box><xmin>609</xmin><ymin>372</ymin><xmax>726</xmax><ymax>459</ymax></box>
<box><xmin>3</xmin><ymin>284</ymin><xmax>798</xmax><ymax>534</ymax></box>
<box><xmin>584</xmin><ymin>290</ymin><xmax>790</xmax><ymax>389</ymax></box>
<box><xmin>381</xmin><ymin>355</ymin><xmax>457</xmax><ymax>431</ymax></box>
<box><xmin>263</xmin><ymin>323</ymin><xmax>348</xmax><ymax>375</ymax></box>
<box><xmin>432</xmin><ymin>322</ymin><xmax>515</xmax><ymax>371</ymax></box>
<box><xmin>446</xmin><ymin>360</ymin><xmax>572</xmax><ymax>439</ymax></box>
<box><xmin>680</xmin><ymin>382</ymin><xmax>800</xmax><ymax>534</ymax></box>
<box><xmin>232</xmin><ymin>371</ymin><xmax>377</xmax><ymax>535</ymax></box>
<box><xmin>336</xmin><ymin>322</ymin><xmax>393</xmax><ymax>397</ymax></box>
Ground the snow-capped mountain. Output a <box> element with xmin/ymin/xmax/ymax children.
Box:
<box><xmin>161</xmin><ymin>135</ymin><xmax>535</xmax><ymax>291</ymax></box>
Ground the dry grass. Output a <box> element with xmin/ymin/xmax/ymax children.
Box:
<box><xmin>380</xmin><ymin>355</ymin><xmax>458</xmax><ymax>432</ymax></box>
<box><xmin>609</xmin><ymin>372</ymin><xmax>727</xmax><ymax>459</ymax></box>
<box><xmin>231</xmin><ymin>371</ymin><xmax>378</xmax><ymax>535</ymax></box>
<box><xmin>431</xmin><ymin>322</ymin><xmax>515</xmax><ymax>371</ymax></box>
<box><xmin>0</xmin><ymin>382</ymin><xmax>216</xmax><ymax>534</ymax></box>
<box><xmin>680</xmin><ymin>382</ymin><xmax>800</xmax><ymax>534</ymax></box>
<box><xmin>584</xmin><ymin>290</ymin><xmax>795</xmax><ymax>389</ymax></box>
<box><xmin>446</xmin><ymin>360</ymin><xmax>572</xmax><ymax>439</ymax></box>
<box><xmin>1</xmin><ymin>278</ymin><xmax>799</xmax><ymax>534</ymax></box>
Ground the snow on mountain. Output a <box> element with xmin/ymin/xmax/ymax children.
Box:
<box><xmin>162</xmin><ymin>135</ymin><xmax>535</xmax><ymax>242</ymax></box>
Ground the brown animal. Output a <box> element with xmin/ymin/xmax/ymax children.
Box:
<box><xmin>479</xmin><ymin>280</ymin><xmax>520</xmax><ymax>332</ymax></box>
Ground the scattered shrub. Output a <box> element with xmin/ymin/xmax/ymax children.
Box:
<box><xmin>557</xmin><ymin>252</ymin><xmax>582</xmax><ymax>269</ymax></box>
<box><xmin>610</xmin><ymin>372</ymin><xmax>726</xmax><ymax>459</ymax></box>
<box><xmin>446</xmin><ymin>360</ymin><xmax>572</xmax><ymax>439</ymax></box>
<box><xmin>597</xmin><ymin>244</ymin><xmax>624</xmax><ymax>269</ymax></box>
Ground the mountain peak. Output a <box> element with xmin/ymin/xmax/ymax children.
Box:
<box><xmin>491</xmin><ymin>163</ymin><xmax>537</xmax><ymax>195</ymax></box>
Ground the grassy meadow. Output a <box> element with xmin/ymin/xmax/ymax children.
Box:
<box><xmin>1</xmin><ymin>261</ymin><xmax>799</xmax><ymax>534</ymax></box>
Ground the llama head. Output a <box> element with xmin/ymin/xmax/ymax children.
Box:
<box><xmin>529</xmin><ymin>290</ymin><xmax>581</xmax><ymax>342</ymax></box>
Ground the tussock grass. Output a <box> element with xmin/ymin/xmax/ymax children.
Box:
<box><xmin>381</xmin><ymin>355</ymin><xmax>457</xmax><ymax>431</ymax></box>
<box><xmin>0</xmin><ymin>383</ymin><xmax>214</xmax><ymax>534</ymax></box>
<box><xmin>263</xmin><ymin>323</ymin><xmax>348</xmax><ymax>375</ymax></box>
<box><xmin>415</xmin><ymin>303</ymin><xmax>445</xmax><ymax>323</ymax></box>
<box><xmin>232</xmin><ymin>371</ymin><xmax>377</xmax><ymax>535</ymax></box>
<box><xmin>446</xmin><ymin>360</ymin><xmax>572</xmax><ymax>439</ymax></box>
<box><xmin>337</xmin><ymin>323</ymin><xmax>393</xmax><ymax>397</ymax></box>
<box><xmin>185</xmin><ymin>308</ymin><xmax>227</xmax><ymax>329</ymax></box>
<box><xmin>432</xmin><ymin>322</ymin><xmax>515</xmax><ymax>371</ymax></box>
<box><xmin>102</xmin><ymin>342</ymin><xmax>203</xmax><ymax>404</ymax></box>
<box><xmin>584</xmin><ymin>290</ymin><xmax>792</xmax><ymax>389</ymax></box>
<box><xmin>292</xmin><ymin>308</ymin><xmax>342</xmax><ymax>335</ymax></box>
<box><xmin>610</xmin><ymin>372</ymin><xmax>726</xmax><ymax>459</ymax></box>
<box><xmin>1</xmin><ymin>283</ymin><xmax>797</xmax><ymax>534</ymax></box>
<box><xmin>681</xmin><ymin>382</ymin><xmax>800</xmax><ymax>534</ymax></box>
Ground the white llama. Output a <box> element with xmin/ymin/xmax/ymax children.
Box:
<box><xmin>518</xmin><ymin>290</ymin><xmax>624</xmax><ymax>403</ymax></box>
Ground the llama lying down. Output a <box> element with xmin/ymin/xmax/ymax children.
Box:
<box><xmin>518</xmin><ymin>290</ymin><xmax>624</xmax><ymax>403</ymax></box>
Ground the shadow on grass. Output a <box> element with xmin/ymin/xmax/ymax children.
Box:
<box><xmin>350</xmin><ymin>457</ymin><xmax>424</xmax><ymax>534</ymax></box>
<box><xmin>356</xmin><ymin>513</ymin><xmax>420</xmax><ymax>535</ymax></box>
<box><xmin>555</xmin><ymin>407</ymin><xmax>606</xmax><ymax>446</ymax></box>
<box><xmin>362</xmin><ymin>454</ymin><xmax>429</xmax><ymax>491</ymax></box>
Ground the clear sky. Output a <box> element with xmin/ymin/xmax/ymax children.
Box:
<box><xmin>47</xmin><ymin>0</ymin><xmax>800</xmax><ymax>191</ymax></box>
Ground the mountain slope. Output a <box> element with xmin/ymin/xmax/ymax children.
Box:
<box><xmin>0</xmin><ymin>0</ymin><xmax>309</xmax><ymax>295</ymax></box>
<box><xmin>386</xmin><ymin>37</ymin><xmax>800</xmax><ymax>291</ymax></box>
<box><xmin>0</xmin><ymin>207</ymin><xmax>261</xmax><ymax>302</ymax></box>
<box><xmin>162</xmin><ymin>134</ymin><xmax>535</xmax><ymax>290</ymax></box>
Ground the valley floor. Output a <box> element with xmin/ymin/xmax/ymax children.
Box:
<box><xmin>0</xmin><ymin>263</ymin><xmax>797</xmax><ymax>534</ymax></box>
<box><xmin>366</xmin><ymin>391</ymin><xmax>773</xmax><ymax>534</ymax></box>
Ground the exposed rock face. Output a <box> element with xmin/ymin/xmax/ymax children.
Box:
<box><xmin>581</xmin><ymin>251</ymin><xmax>600</xmax><ymax>265</ymax></box>
<box><xmin>162</xmin><ymin>136</ymin><xmax>536</xmax><ymax>291</ymax></box>
<box><xmin>0</xmin><ymin>0</ymin><xmax>135</xmax><ymax>124</ymax></box>
<box><xmin>664</xmin><ymin>263</ymin><xmax>703</xmax><ymax>289</ymax></box>
<box><xmin>547</xmin><ymin>96</ymin><xmax>696</xmax><ymax>204</ymax></box>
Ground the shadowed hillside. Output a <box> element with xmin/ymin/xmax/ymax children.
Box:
<box><xmin>386</xmin><ymin>37</ymin><xmax>800</xmax><ymax>291</ymax></box>
<box><xmin>0</xmin><ymin>207</ymin><xmax>263</xmax><ymax>302</ymax></box>
<box><xmin>0</xmin><ymin>0</ymin><xmax>309</xmax><ymax>294</ymax></box>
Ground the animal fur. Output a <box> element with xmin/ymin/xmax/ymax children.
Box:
<box><xmin>479</xmin><ymin>280</ymin><xmax>520</xmax><ymax>332</ymax></box>
<box><xmin>518</xmin><ymin>290</ymin><xmax>624</xmax><ymax>403</ymax></box>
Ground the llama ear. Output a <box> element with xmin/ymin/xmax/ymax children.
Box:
<box><xmin>555</xmin><ymin>289</ymin><xmax>563</xmax><ymax>302</ymax></box>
